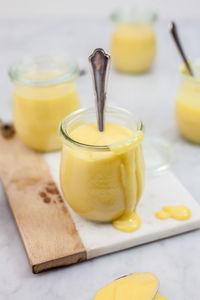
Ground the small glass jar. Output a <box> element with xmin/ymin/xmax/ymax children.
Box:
<box><xmin>110</xmin><ymin>8</ymin><xmax>157</xmax><ymax>73</ymax></box>
<box><xmin>176</xmin><ymin>61</ymin><xmax>200</xmax><ymax>144</ymax></box>
<box><xmin>59</xmin><ymin>106</ymin><xmax>145</xmax><ymax>222</ymax></box>
<box><xmin>8</xmin><ymin>55</ymin><xmax>80</xmax><ymax>152</ymax></box>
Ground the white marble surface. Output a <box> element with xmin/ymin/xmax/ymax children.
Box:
<box><xmin>0</xmin><ymin>17</ymin><xmax>200</xmax><ymax>299</ymax></box>
<box><xmin>1</xmin><ymin>0</ymin><xmax>200</xmax><ymax>19</ymax></box>
<box><xmin>46</xmin><ymin>150</ymin><xmax>200</xmax><ymax>260</ymax></box>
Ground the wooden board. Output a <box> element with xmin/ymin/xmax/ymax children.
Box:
<box><xmin>0</xmin><ymin>134</ymin><xmax>86</xmax><ymax>273</ymax></box>
<box><xmin>1</xmin><ymin>133</ymin><xmax>200</xmax><ymax>274</ymax></box>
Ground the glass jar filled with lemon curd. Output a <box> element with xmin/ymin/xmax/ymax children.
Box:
<box><xmin>176</xmin><ymin>62</ymin><xmax>200</xmax><ymax>144</ymax></box>
<box><xmin>110</xmin><ymin>8</ymin><xmax>157</xmax><ymax>73</ymax></box>
<box><xmin>8</xmin><ymin>56</ymin><xmax>80</xmax><ymax>151</ymax></box>
<box><xmin>59</xmin><ymin>106</ymin><xmax>145</xmax><ymax>226</ymax></box>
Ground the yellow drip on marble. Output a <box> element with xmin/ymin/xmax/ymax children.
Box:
<box><xmin>155</xmin><ymin>205</ymin><xmax>191</xmax><ymax>221</ymax></box>
<box><xmin>155</xmin><ymin>294</ymin><xmax>168</xmax><ymax>300</ymax></box>
<box><xmin>112</xmin><ymin>212</ymin><xmax>141</xmax><ymax>233</ymax></box>
<box><xmin>110</xmin><ymin>130</ymin><xmax>143</xmax><ymax>233</ymax></box>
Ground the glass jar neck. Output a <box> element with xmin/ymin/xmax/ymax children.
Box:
<box><xmin>179</xmin><ymin>61</ymin><xmax>200</xmax><ymax>86</ymax></box>
<box><xmin>59</xmin><ymin>106</ymin><xmax>143</xmax><ymax>152</ymax></box>
<box><xmin>111</xmin><ymin>8</ymin><xmax>157</xmax><ymax>25</ymax></box>
<box><xmin>8</xmin><ymin>55</ymin><xmax>79</xmax><ymax>87</ymax></box>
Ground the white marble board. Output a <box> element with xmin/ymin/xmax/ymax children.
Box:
<box><xmin>45</xmin><ymin>152</ymin><xmax>200</xmax><ymax>260</ymax></box>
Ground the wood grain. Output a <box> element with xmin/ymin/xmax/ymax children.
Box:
<box><xmin>0</xmin><ymin>134</ymin><xmax>86</xmax><ymax>273</ymax></box>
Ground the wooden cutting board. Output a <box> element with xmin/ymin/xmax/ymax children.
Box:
<box><xmin>1</xmin><ymin>133</ymin><xmax>200</xmax><ymax>273</ymax></box>
<box><xmin>0</xmin><ymin>133</ymin><xmax>86</xmax><ymax>273</ymax></box>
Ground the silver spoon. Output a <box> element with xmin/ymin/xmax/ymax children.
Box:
<box><xmin>89</xmin><ymin>48</ymin><xmax>111</xmax><ymax>132</ymax></box>
<box><xmin>169</xmin><ymin>21</ymin><xmax>194</xmax><ymax>76</ymax></box>
<box><xmin>117</xmin><ymin>273</ymin><xmax>160</xmax><ymax>300</ymax></box>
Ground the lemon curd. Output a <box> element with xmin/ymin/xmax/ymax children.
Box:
<box><xmin>110</xmin><ymin>9</ymin><xmax>157</xmax><ymax>73</ymax></box>
<box><xmin>93</xmin><ymin>272</ymin><xmax>168</xmax><ymax>300</ymax></box>
<box><xmin>9</xmin><ymin>56</ymin><xmax>80</xmax><ymax>151</ymax></box>
<box><xmin>176</xmin><ymin>63</ymin><xmax>200</xmax><ymax>143</ymax></box>
<box><xmin>59</xmin><ymin>107</ymin><xmax>145</xmax><ymax>232</ymax></box>
<box><xmin>155</xmin><ymin>205</ymin><xmax>191</xmax><ymax>221</ymax></box>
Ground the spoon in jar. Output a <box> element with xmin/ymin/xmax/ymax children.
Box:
<box><xmin>89</xmin><ymin>48</ymin><xmax>111</xmax><ymax>132</ymax></box>
<box><xmin>118</xmin><ymin>275</ymin><xmax>160</xmax><ymax>300</ymax></box>
<box><xmin>169</xmin><ymin>21</ymin><xmax>194</xmax><ymax>76</ymax></box>
<box><xmin>94</xmin><ymin>273</ymin><xmax>160</xmax><ymax>300</ymax></box>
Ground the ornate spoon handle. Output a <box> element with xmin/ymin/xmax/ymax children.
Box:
<box><xmin>89</xmin><ymin>48</ymin><xmax>111</xmax><ymax>132</ymax></box>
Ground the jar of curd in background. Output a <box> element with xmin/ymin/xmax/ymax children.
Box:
<box><xmin>176</xmin><ymin>61</ymin><xmax>200</xmax><ymax>144</ymax></box>
<box><xmin>9</xmin><ymin>56</ymin><xmax>80</xmax><ymax>151</ymax></box>
<box><xmin>59</xmin><ymin>106</ymin><xmax>145</xmax><ymax>223</ymax></box>
<box><xmin>110</xmin><ymin>8</ymin><xmax>157</xmax><ymax>73</ymax></box>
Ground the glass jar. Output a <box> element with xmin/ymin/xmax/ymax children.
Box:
<box><xmin>59</xmin><ymin>106</ymin><xmax>145</xmax><ymax>222</ymax></box>
<box><xmin>176</xmin><ymin>62</ymin><xmax>200</xmax><ymax>144</ymax></box>
<box><xmin>110</xmin><ymin>8</ymin><xmax>157</xmax><ymax>73</ymax></box>
<box><xmin>8</xmin><ymin>55</ymin><xmax>80</xmax><ymax>152</ymax></box>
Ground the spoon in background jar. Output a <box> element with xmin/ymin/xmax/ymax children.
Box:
<box><xmin>89</xmin><ymin>48</ymin><xmax>111</xmax><ymax>132</ymax></box>
<box><xmin>169</xmin><ymin>21</ymin><xmax>194</xmax><ymax>76</ymax></box>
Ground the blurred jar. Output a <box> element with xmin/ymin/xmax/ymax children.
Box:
<box><xmin>176</xmin><ymin>61</ymin><xmax>200</xmax><ymax>144</ymax></box>
<box><xmin>59</xmin><ymin>106</ymin><xmax>145</xmax><ymax>222</ymax></box>
<box><xmin>9</xmin><ymin>56</ymin><xmax>80</xmax><ymax>152</ymax></box>
<box><xmin>110</xmin><ymin>8</ymin><xmax>157</xmax><ymax>73</ymax></box>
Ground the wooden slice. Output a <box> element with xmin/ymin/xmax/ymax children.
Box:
<box><xmin>0</xmin><ymin>133</ymin><xmax>86</xmax><ymax>273</ymax></box>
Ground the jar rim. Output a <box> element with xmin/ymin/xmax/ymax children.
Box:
<box><xmin>8</xmin><ymin>55</ymin><xmax>79</xmax><ymax>86</ymax></box>
<box><xmin>111</xmin><ymin>7</ymin><xmax>158</xmax><ymax>24</ymax></box>
<box><xmin>59</xmin><ymin>106</ymin><xmax>143</xmax><ymax>152</ymax></box>
<box><xmin>179</xmin><ymin>60</ymin><xmax>200</xmax><ymax>82</ymax></box>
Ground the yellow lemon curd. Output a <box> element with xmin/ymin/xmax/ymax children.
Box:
<box><xmin>176</xmin><ymin>68</ymin><xmax>200</xmax><ymax>143</ymax></box>
<box><xmin>14</xmin><ymin>79</ymin><xmax>79</xmax><ymax>151</ymax></box>
<box><xmin>9</xmin><ymin>57</ymin><xmax>80</xmax><ymax>152</ymax></box>
<box><xmin>112</xmin><ymin>211</ymin><xmax>141</xmax><ymax>233</ymax></box>
<box><xmin>155</xmin><ymin>205</ymin><xmax>191</xmax><ymax>221</ymax></box>
<box><xmin>93</xmin><ymin>272</ymin><xmax>168</xmax><ymax>300</ymax></box>
<box><xmin>111</xmin><ymin>23</ymin><xmax>156</xmax><ymax>73</ymax></box>
<box><xmin>60</xmin><ymin>122</ymin><xmax>145</xmax><ymax>230</ymax></box>
<box><xmin>155</xmin><ymin>295</ymin><xmax>168</xmax><ymax>300</ymax></box>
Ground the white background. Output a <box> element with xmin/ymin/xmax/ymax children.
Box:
<box><xmin>0</xmin><ymin>0</ymin><xmax>200</xmax><ymax>19</ymax></box>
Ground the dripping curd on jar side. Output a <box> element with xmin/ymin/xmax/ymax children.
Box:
<box><xmin>59</xmin><ymin>121</ymin><xmax>145</xmax><ymax>231</ymax></box>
